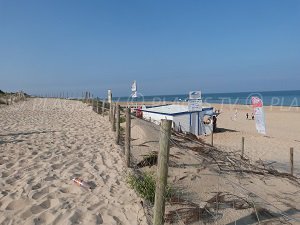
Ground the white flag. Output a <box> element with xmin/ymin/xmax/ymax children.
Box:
<box><xmin>131</xmin><ymin>80</ymin><xmax>137</xmax><ymax>92</ymax></box>
<box><xmin>132</xmin><ymin>92</ymin><xmax>137</xmax><ymax>98</ymax></box>
<box><xmin>131</xmin><ymin>80</ymin><xmax>137</xmax><ymax>98</ymax></box>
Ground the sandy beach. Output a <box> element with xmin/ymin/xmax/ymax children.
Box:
<box><xmin>0</xmin><ymin>98</ymin><xmax>146</xmax><ymax>225</ymax></box>
<box><xmin>127</xmin><ymin>101</ymin><xmax>300</xmax><ymax>224</ymax></box>
<box><xmin>202</xmin><ymin>104</ymin><xmax>300</xmax><ymax>176</ymax></box>
<box><xmin>1</xmin><ymin>98</ymin><xmax>299</xmax><ymax>225</ymax></box>
<box><xmin>123</xmin><ymin>100</ymin><xmax>300</xmax><ymax>175</ymax></box>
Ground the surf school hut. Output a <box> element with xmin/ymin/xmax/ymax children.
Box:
<box><xmin>141</xmin><ymin>104</ymin><xmax>215</xmax><ymax>136</ymax></box>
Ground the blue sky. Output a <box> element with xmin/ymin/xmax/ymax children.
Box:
<box><xmin>1</xmin><ymin>0</ymin><xmax>299</xmax><ymax>97</ymax></box>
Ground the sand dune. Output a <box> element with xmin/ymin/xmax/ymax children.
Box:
<box><xmin>0</xmin><ymin>98</ymin><xmax>146</xmax><ymax>225</ymax></box>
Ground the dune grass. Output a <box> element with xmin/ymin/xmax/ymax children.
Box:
<box><xmin>127</xmin><ymin>171</ymin><xmax>173</xmax><ymax>204</ymax></box>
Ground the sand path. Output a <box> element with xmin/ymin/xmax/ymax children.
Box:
<box><xmin>0</xmin><ymin>98</ymin><xmax>146</xmax><ymax>225</ymax></box>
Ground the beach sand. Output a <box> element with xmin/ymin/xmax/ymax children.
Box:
<box><xmin>202</xmin><ymin>104</ymin><xmax>300</xmax><ymax>176</ymax></box>
<box><xmin>1</xmin><ymin>98</ymin><xmax>299</xmax><ymax>224</ymax></box>
<box><xmin>0</xmin><ymin>98</ymin><xmax>146</xmax><ymax>225</ymax></box>
<box><xmin>123</xmin><ymin>100</ymin><xmax>300</xmax><ymax>175</ymax></box>
<box><xmin>129</xmin><ymin>103</ymin><xmax>300</xmax><ymax>224</ymax></box>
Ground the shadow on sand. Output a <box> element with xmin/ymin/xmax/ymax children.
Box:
<box><xmin>215</xmin><ymin>128</ymin><xmax>239</xmax><ymax>133</ymax></box>
<box><xmin>0</xmin><ymin>131</ymin><xmax>56</xmax><ymax>137</ymax></box>
<box><xmin>0</xmin><ymin>131</ymin><xmax>56</xmax><ymax>145</ymax></box>
<box><xmin>0</xmin><ymin>139</ymin><xmax>25</xmax><ymax>145</ymax></box>
<box><xmin>226</xmin><ymin>208</ymin><xmax>300</xmax><ymax>225</ymax></box>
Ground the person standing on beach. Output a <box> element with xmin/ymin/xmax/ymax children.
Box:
<box><xmin>252</xmin><ymin>113</ymin><xmax>254</xmax><ymax>120</ymax></box>
<box><xmin>213</xmin><ymin>116</ymin><xmax>217</xmax><ymax>132</ymax></box>
<box><xmin>246</xmin><ymin>113</ymin><xmax>249</xmax><ymax>119</ymax></box>
<box><xmin>234</xmin><ymin>109</ymin><xmax>238</xmax><ymax>120</ymax></box>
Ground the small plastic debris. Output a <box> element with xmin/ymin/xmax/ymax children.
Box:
<box><xmin>72</xmin><ymin>178</ymin><xmax>91</xmax><ymax>190</ymax></box>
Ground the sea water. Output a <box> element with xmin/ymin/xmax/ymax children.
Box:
<box><xmin>114</xmin><ymin>90</ymin><xmax>300</xmax><ymax>107</ymax></box>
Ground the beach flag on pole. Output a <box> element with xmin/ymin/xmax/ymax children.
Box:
<box><xmin>131</xmin><ymin>80</ymin><xmax>137</xmax><ymax>98</ymax></box>
<box><xmin>252</xmin><ymin>96</ymin><xmax>266</xmax><ymax>135</ymax></box>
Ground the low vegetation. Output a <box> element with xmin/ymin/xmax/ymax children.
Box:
<box><xmin>137</xmin><ymin>151</ymin><xmax>158</xmax><ymax>168</ymax></box>
<box><xmin>0</xmin><ymin>90</ymin><xmax>5</xmax><ymax>95</ymax></box>
<box><xmin>127</xmin><ymin>171</ymin><xmax>173</xmax><ymax>204</ymax></box>
<box><xmin>119</xmin><ymin>116</ymin><xmax>126</xmax><ymax>123</ymax></box>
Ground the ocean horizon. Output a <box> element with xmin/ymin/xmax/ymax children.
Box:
<box><xmin>113</xmin><ymin>90</ymin><xmax>300</xmax><ymax>107</ymax></box>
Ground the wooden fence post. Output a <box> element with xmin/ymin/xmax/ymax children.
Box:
<box><xmin>125</xmin><ymin>108</ymin><xmax>131</xmax><ymax>167</ymax></box>
<box><xmin>112</xmin><ymin>104</ymin><xmax>116</xmax><ymax>131</ymax></box>
<box><xmin>290</xmin><ymin>147</ymin><xmax>294</xmax><ymax>176</ymax></box>
<box><xmin>102</xmin><ymin>99</ymin><xmax>105</xmax><ymax>117</ymax></box>
<box><xmin>241</xmin><ymin>137</ymin><xmax>245</xmax><ymax>159</ymax></box>
<box><xmin>92</xmin><ymin>96</ymin><xmax>94</xmax><ymax>108</ymax></box>
<box><xmin>109</xmin><ymin>103</ymin><xmax>113</xmax><ymax>122</ymax></box>
<box><xmin>116</xmin><ymin>104</ymin><xmax>120</xmax><ymax>144</ymax></box>
<box><xmin>211</xmin><ymin>129</ymin><xmax>214</xmax><ymax>146</ymax></box>
<box><xmin>153</xmin><ymin>119</ymin><xmax>172</xmax><ymax>225</ymax></box>
<box><xmin>108</xmin><ymin>90</ymin><xmax>112</xmax><ymax>120</ymax></box>
<box><xmin>96</xmin><ymin>100</ymin><xmax>99</xmax><ymax>114</ymax></box>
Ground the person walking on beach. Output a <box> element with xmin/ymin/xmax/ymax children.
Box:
<box><xmin>246</xmin><ymin>113</ymin><xmax>249</xmax><ymax>119</ymax></box>
<box><xmin>251</xmin><ymin>113</ymin><xmax>254</xmax><ymax>120</ymax></box>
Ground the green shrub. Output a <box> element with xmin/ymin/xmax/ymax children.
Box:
<box><xmin>127</xmin><ymin>172</ymin><xmax>173</xmax><ymax>204</ymax></box>
<box><xmin>119</xmin><ymin>116</ymin><xmax>126</xmax><ymax>123</ymax></box>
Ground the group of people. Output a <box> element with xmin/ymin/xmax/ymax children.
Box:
<box><xmin>246</xmin><ymin>112</ymin><xmax>255</xmax><ymax>120</ymax></box>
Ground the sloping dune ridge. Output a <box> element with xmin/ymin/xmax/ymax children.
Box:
<box><xmin>0</xmin><ymin>98</ymin><xmax>147</xmax><ymax>225</ymax></box>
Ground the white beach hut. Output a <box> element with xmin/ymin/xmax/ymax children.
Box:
<box><xmin>141</xmin><ymin>104</ymin><xmax>215</xmax><ymax>136</ymax></box>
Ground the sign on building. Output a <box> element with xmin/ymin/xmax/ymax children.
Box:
<box><xmin>189</xmin><ymin>91</ymin><xmax>201</xmax><ymax>100</ymax></box>
<box><xmin>188</xmin><ymin>91</ymin><xmax>202</xmax><ymax>111</ymax></box>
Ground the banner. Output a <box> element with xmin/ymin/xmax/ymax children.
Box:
<box><xmin>252</xmin><ymin>96</ymin><xmax>266</xmax><ymax>135</ymax></box>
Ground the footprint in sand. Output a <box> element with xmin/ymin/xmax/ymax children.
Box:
<box><xmin>69</xmin><ymin>210</ymin><xmax>82</xmax><ymax>224</ymax></box>
<box><xmin>32</xmin><ymin>183</ymin><xmax>42</xmax><ymax>190</ymax></box>
<box><xmin>29</xmin><ymin>200</ymin><xmax>51</xmax><ymax>215</ymax></box>
<box><xmin>1</xmin><ymin>171</ymin><xmax>13</xmax><ymax>178</ymax></box>
<box><xmin>33</xmin><ymin>212</ymin><xmax>55</xmax><ymax>225</ymax></box>
<box><xmin>96</xmin><ymin>213</ymin><xmax>104</xmax><ymax>224</ymax></box>
<box><xmin>39</xmin><ymin>199</ymin><xmax>51</xmax><ymax>209</ymax></box>
<box><xmin>5</xmin><ymin>177</ymin><xmax>17</xmax><ymax>185</ymax></box>
<box><xmin>113</xmin><ymin>216</ymin><xmax>123</xmax><ymax>225</ymax></box>
<box><xmin>59</xmin><ymin>187</ymin><xmax>69</xmax><ymax>194</ymax></box>
<box><xmin>51</xmin><ymin>163</ymin><xmax>63</xmax><ymax>170</ymax></box>
<box><xmin>32</xmin><ymin>187</ymin><xmax>49</xmax><ymax>200</ymax></box>
<box><xmin>44</xmin><ymin>174</ymin><xmax>58</xmax><ymax>181</ymax></box>
<box><xmin>30</xmin><ymin>205</ymin><xmax>43</xmax><ymax>215</ymax></box>
<box><xmin>5</xmin><ymin>162</ymin><xmax>14</xmax><ymax>169</ymax></box>
<box><xmin>6</xmin><ymin>198</ymin><xmax>30</xmax><ymax>210</ymax></box>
